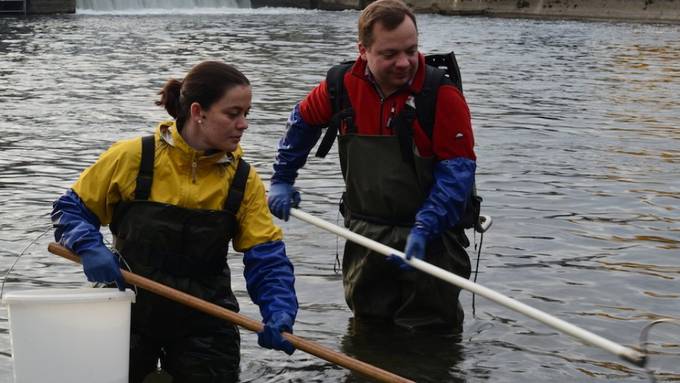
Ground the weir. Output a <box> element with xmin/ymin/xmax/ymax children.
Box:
<box><xmin>6</xmin><ymin>0</ymin><xmax>680</xmax><ymax>22</ymax></box>
<box><xmin>77</xmin><ymin>0</ymin><xmax>250</xmax><ymax>11</ymax></box>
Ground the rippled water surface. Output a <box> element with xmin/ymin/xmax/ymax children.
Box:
<box><xmin>1</xmin><ymin>7</ymin><xmax>679</xmax><ymax>383</ymax></box>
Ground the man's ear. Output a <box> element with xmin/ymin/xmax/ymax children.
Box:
<box><xmin>358</xmin><ymin>41</ymin><xmax>367</xmax><ymax>61</ymax></box>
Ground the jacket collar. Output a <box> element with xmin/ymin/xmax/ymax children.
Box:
<box><xmin>156</xmin><ymin>121</ymin><xmax>240</xmax><ymax>165</ymax></box>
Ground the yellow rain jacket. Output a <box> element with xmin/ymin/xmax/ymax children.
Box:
<box><xmin>72</xmin><ymin>121</ymin><xmax>282</xmax><ymax>252</ymax></box>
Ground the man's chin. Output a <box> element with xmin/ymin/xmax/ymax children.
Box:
<box><xmin>391</xmin><ymin>74</ymin><xmax>412</xmax><ymax>85</ymax></box>
<box><xmin>392</xmin><ymin>78</ymin><xmax>410</xmax><ymax>88</ymax></box>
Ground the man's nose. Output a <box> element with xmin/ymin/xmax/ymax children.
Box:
<box><xmin>395</xmin><ymin>53</ymin><xmax>410</xmax><ymax>67</ymax></box>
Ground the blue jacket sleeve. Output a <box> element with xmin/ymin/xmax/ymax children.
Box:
<box><xmin>243</xmin><ymin>240</ymin><xmax>298</xmax><ymax>323</ymax></box>
<box><xmin>414</xmin><ymin>158</ymin><xmax>476</xmax><ymax>239</ymax></box>
<box><xmin>51</xmin><ymin>189</ymin><xmax>105</xmax><ymax>253</ymax></box>
<box><xmin>271</xmin><ymin>103</ymin><xmax>322</xmax><ymax>185</ymax></box>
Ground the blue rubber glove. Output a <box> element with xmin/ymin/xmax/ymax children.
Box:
<box><xmin>243</xmin><ymin>241</ymin><xmax>298</xmax><ymax>355</ymax></box>
<box><xmin>258</xmin><ymin>311</ymin><xmax>295</xmax><ymax>355</ymax></box>
<box><xmin>52</xmin><ymin>189</ymin><xmax>125</xmax><ymax>291</ymax></box>
<box><xmin>268</xmin><ymin>183</ymin><xmax>301</xmax><ymax>221</ymax></box>
<box><xmin>413</xmin><ymin>158</ymin><xmax>476</xmax><ymax>239</ymax></box>
<box><xmin>404</xmin><ymin>226</ymin><xmax>428</xmax><ymax>261</ymax></box>
<box><xmin>386</xmin><ymin>226</ymin><xmax>427</xmax><ymax>271</ymax></box>
<box><xmin>81</xmin><ymin>245</ymin><xmax>125</xmax><ymax>291</ymax></box>
<box><xmin>386</xmin><ymin>253</ymin><xmax>412</xmax><ymax>271</ymax></box>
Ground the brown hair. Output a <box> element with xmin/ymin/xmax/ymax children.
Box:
<box><xmin>156</xmin><ymin>61</ymin><xmax>250</xmax><ymax>130</ymax></box>
<box><xmin>358</xmin><ymin>0</ymin><xmax>417</xmax><ymax>48</ymax></box>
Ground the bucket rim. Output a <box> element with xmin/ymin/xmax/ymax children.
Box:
<box><xmin>2</xmin><ymin>288</ymin><xmax>135</xmax><ymax>305</ymax></box>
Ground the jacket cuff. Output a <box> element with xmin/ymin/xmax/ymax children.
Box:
<box><xmin>51</xmin><ymin>189</ymin><xmax>105</xmax><ymax>253</ymax></box>
<box><xmin>243</xmin><ymin>240</ymin><xmax>298</xmax><ymax>323</ymax></box>
<box><xmin>415</xmin><ymin>158</ymin><xmax>476</xmax><ymax>238</ymax></box>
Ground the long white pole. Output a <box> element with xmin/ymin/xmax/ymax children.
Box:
<box><xmin>289</xmin><ymin>208</ymin><xmax>646</xmax><ymax>367</ymax></box>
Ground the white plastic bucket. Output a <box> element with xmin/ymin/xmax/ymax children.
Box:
<box><xmin>2</xmin><ymin>288</ymin><xmax>135</xmax><ymax>383</ymax></box>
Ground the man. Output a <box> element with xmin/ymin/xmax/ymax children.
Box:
<box><xmin>268</xmin><ymin>0</ymin><xmax>475</xmax><ymax>331</ymax></box>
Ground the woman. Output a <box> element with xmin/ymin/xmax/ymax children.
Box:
<box><xmin>51</xmin><ymin>61</ymin><xmax>298</xmax><ymax>382</ymax></box>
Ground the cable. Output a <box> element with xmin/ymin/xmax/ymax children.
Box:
<box><xmin>471</xmin><ymin>231</ymin><xmax>484</xmax><ymax>317</ymax></box>
<box><xmin>334</xmin><ymin>199</ymin><xmax>342</xmax><ymax>275</ymax></box>
<box><xmin>1</xmin><ymin>225</ymin><xmax>53</xmax><ymax>299</ymax></box>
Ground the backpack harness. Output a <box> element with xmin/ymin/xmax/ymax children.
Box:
<box><xmin>314</xmin><ymin>52</ymin><xmax>483</xmax><ymax>232</ymax></box>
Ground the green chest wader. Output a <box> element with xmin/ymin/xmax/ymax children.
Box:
<box><xmin>338</xmin><ymin>134</ymin><xmax>471</xmax><ymax>330</ymax></box>
<box><xmin>109</xmin><ymin>136</ymin><xmax>248</xmax><ymax>382</ymax></box>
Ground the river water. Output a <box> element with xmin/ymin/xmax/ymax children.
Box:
<box><xmin>1</xmin><ymin>6</ymin><xmax>679</xmax><ymax>383</ymax></box>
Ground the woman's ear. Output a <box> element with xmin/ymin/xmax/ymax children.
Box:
<box><xmin>190</xmin><ymin>102</ymin><xmax>203</xmax><ymax>123</ymax></box>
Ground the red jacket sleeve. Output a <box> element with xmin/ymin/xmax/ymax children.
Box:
<box><xmin>431</xmin><ymin>85</ymin><xmax>476</xmax><ymax>162</ymax></box>
<box><xmin>299</xmin><ymin>80</ymin><xmax>333</xmax><ymax>126</ymax></box>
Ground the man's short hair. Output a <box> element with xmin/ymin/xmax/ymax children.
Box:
<box><xmin>358</xmin><ymin>0</ymin><xmax>417</xmax><ymax>48</ymax></box>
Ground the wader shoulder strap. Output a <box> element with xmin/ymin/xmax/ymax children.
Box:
<box><xmin>315</xmin><ymin>61</ymin><xmax>354</xmax><ymax>158</ymax></box>
<box><xmin>223</xmin><ymin>158</ymin><xmax>250</xmax><ymax>216</ymax></box>
<box><xmin>135</xmin><ymin>135</ymin><xmax>155</xmax><ymax>201</ymax></box>
<box><xmin>390</xmin><ymin>64</ymin><xmax>447</xmax><ymax>164</ymax></box>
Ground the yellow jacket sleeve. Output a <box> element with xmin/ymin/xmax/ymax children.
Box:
<box><xmin>233</xmin><ymin>166</ymin><xmax>283</xmax><ymax>252</ymax></box>
<box><xmin>71</xmin><ymin>137</ymin><xmax>141</xmax><ymax>225</ymax></box>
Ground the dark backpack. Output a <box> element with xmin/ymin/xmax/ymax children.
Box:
<box><xmin>316</xmin><ymin>52</ymin><xmax>484</xmax><ymax>232</ymax></box>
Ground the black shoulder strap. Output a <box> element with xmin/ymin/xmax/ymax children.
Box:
<box><xmin>135</xmin><ymin>135</ymin><xmax>155</xmax><ymax>200</ymax></box>
<box><xmin>223</xmin><ymin>158</ymin><xmax>250</xmax><ymax>216</ymax></box>
<box><xmin>414</xmin><ymin>65</ymin><xmax>446</xmax><ymax>140</ymax></box>
<box><xmin>315</xmin><ymin>61</ymin><xmax>354</xmax><ymax>158</ymax></box>
<box><xmin>327</xmin><ymin>61</ymin><xmax>353</xmax><ymax>115</ymax></box>
<box><xmin>416</xmin><ymin>52</ymin><xmax>463</xmax><ymax>139</ymax></box>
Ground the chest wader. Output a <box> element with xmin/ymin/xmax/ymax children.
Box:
<box><xmin>338</xmin><ymin>134</ymin><xmax>471</xmax><ymax>331</ymax></box>
<box><xmin>109</xmin><ymin>136</ymin><xmax>248</xmax><ymax>383</ymax></box>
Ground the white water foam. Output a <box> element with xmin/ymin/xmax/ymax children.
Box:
<box><xmin>78</xmin><ymin>0</ymin><xmax>249</xmax><ymax>10</ymax></box>
<box><xmin>76</xmin><ymin>0</ymin><xmax>318</xmax><ymax>15</ymax></box>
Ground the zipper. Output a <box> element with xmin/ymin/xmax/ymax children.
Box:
<box><xmin>369</xmin><ymin>79</ymin><xmax>386</xmax><ymax>134</ymax></box>
<box><xmin>191</xmin><ymin>155</ymin><xmax>197</xmax><ymax>184</ymax></box>
<box><xmin>378</xmin><ymin>96</ymin><xmax>384</xmax><ymax>133</ymax></box>
<box><xmin>386</xmin><ymin>103</ymin><xmax>396</xmax><ymax>133</ymax></box>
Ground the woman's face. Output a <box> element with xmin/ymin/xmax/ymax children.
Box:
<box><xmin>195</xmin><ymin>84</ymin><xmax>252</xmax><ymax>152</ymax></box>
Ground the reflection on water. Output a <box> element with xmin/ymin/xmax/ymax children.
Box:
<box><xmin>341</xmin><ymin>319</ymin><xmax>467</xmax><ymax>382</ymax></box>
<box><xmin>1</xmin><ymin>8</ymin><xmax>679</xmax><ymax>383</ymax></box>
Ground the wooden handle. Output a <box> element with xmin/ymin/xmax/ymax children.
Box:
<box><xmin>48</xmin><ymin>242</ymin><xmax>414</xmax><ymax>383</ymax></box>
